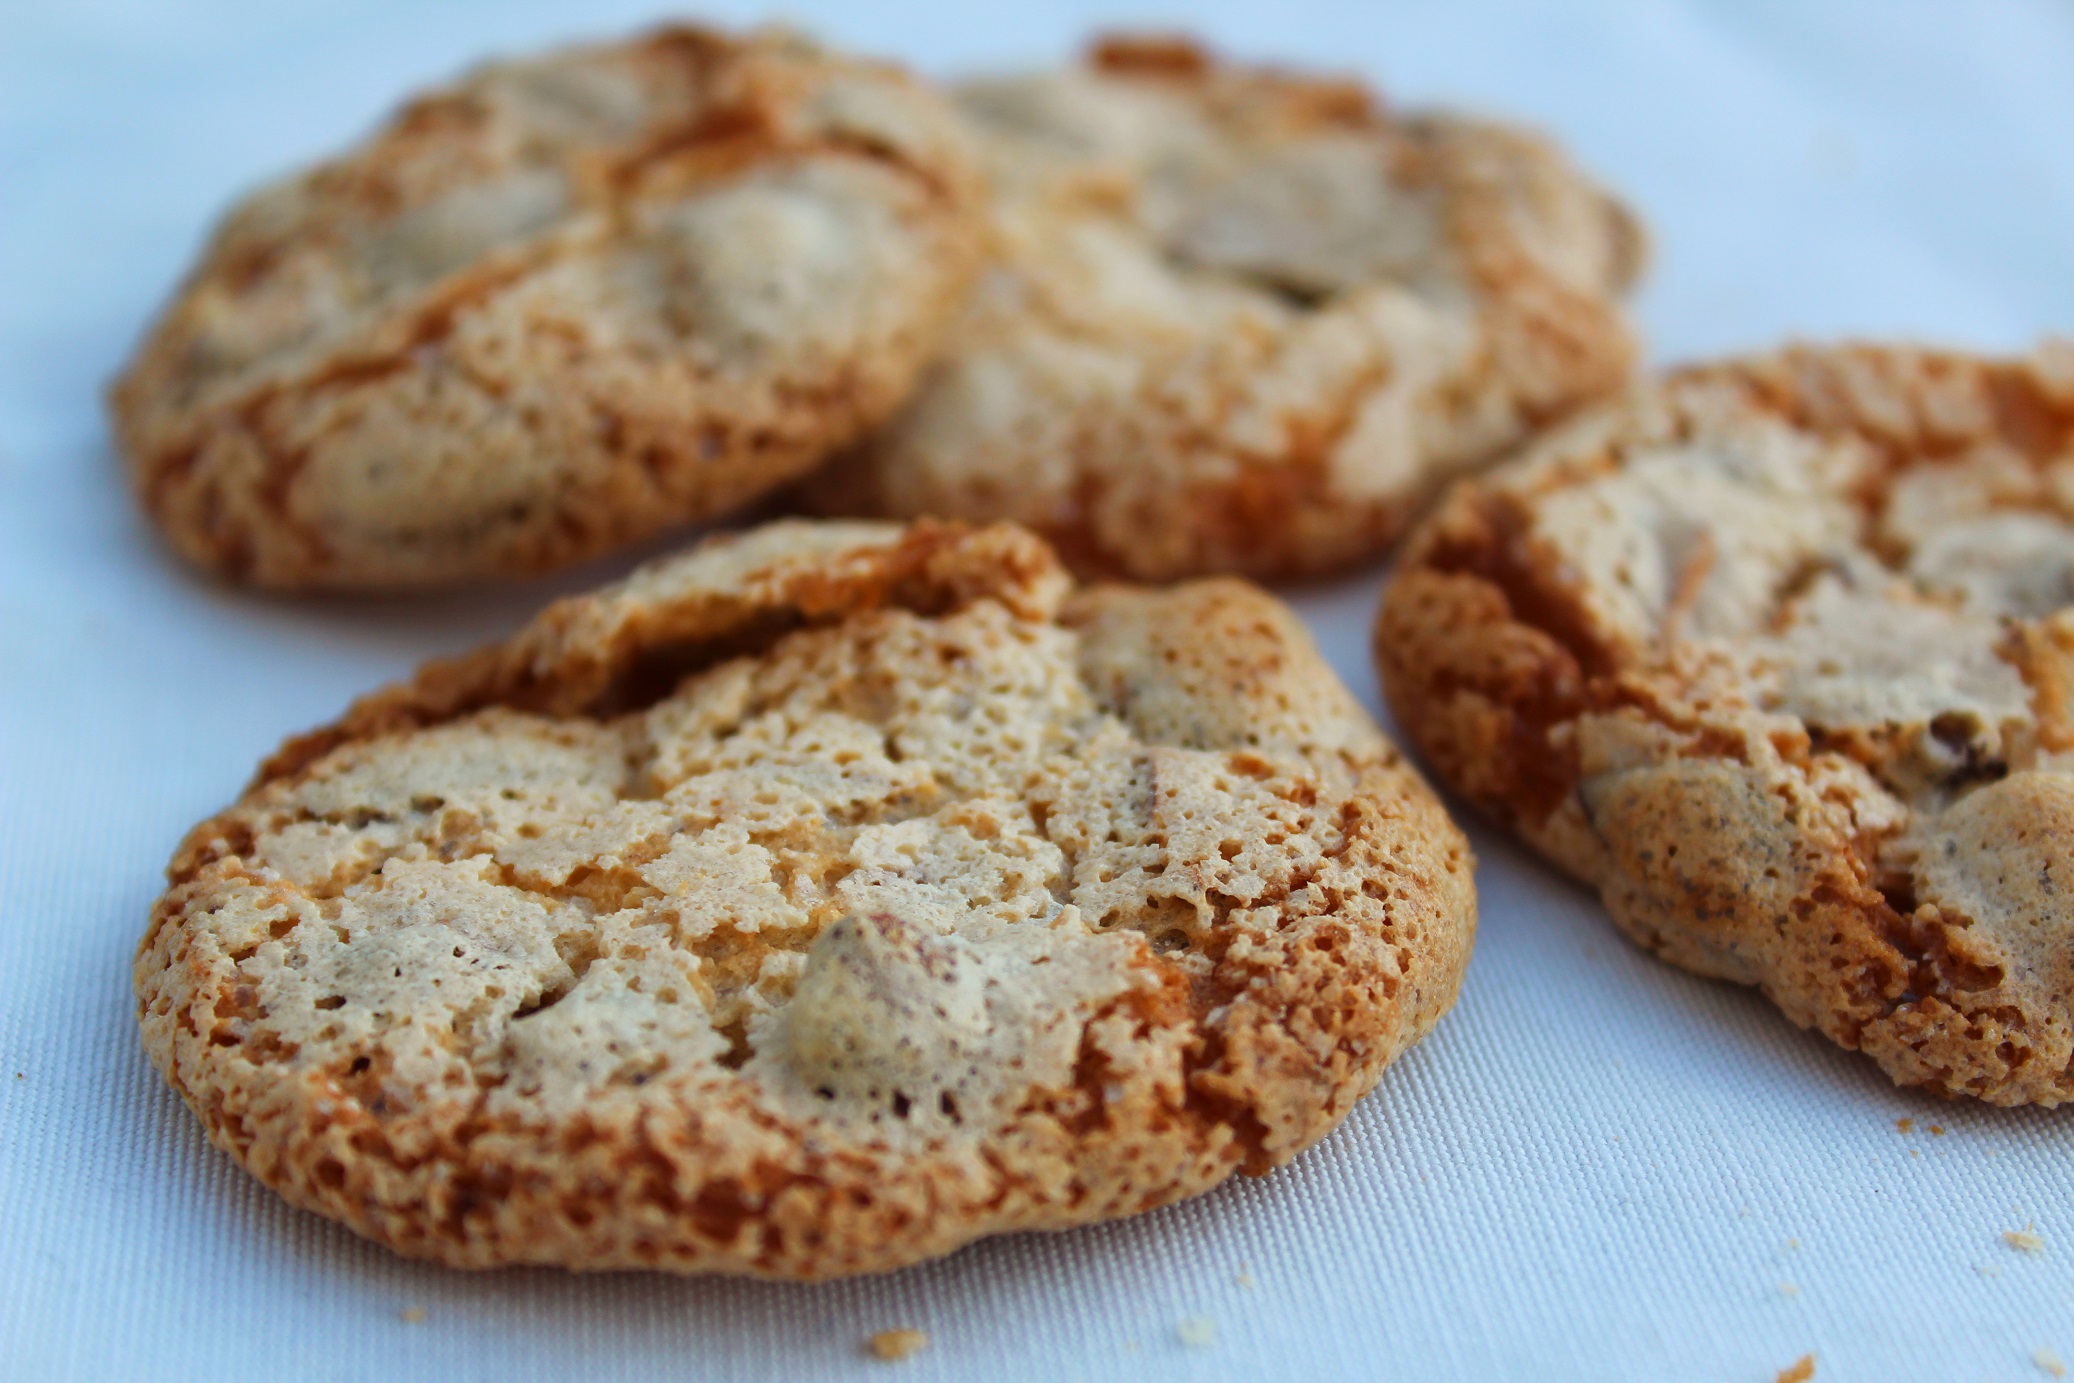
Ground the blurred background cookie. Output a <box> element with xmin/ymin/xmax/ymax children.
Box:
<box><xmin>111</xmin><ymin>25</ymin><xmax>986</xmax><ymax>590</ymax></box>
<box><xmin>803</xmin><ymin>34</ymin><xmax>1644</xmax><ymax>582</ymax></box>
<box><xmin>1376</xmin><ymin>341</ymin><xmax>2074</xmax><ymax>1105</ymax></box>
<box><xmin>137</xmin><ymin>518</ymin><xmax>1476</xmax><ymax>1276</ymax></box>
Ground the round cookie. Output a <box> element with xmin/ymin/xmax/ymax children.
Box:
<box><xmin>1377</xmin><ymin>342</ymin><xmax>2074</xmax><ymax>1106</ymax></box>
<box><xmin>804</xmin><ymin>35</ymin><xmax>1644</xmax><ymax>583</ymax></box>
<box><xmin>111</xmin><ymin>27</ymin><xmax>985</xmax><ymax>591</ymax></box>
<box><xmin>137</xmin><ymin>518</ymin><xmax>1476</xmax><ymax>1277</ymax></box>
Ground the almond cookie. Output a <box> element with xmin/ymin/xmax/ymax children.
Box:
<box><xmin>804</xmin><ymin>35</ymin><xmax>1644</xmax><ymax>582</ymax></box>
<box><xmin>111</xmin><ymin>27</ymin><xmax>985</xmax><ymax>590</ymax></box>
<box><xmin>137</xmin><ymin>518</ymin><xmax>1475</xmax><ymax>1277</ymax></box>
<box><xmin>1377</xmin><ymin>342</ymin><xmax>2074</xmax><ymax>1105</ymax></box>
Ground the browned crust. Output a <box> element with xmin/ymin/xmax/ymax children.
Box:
<box><xmin>802</xmin><ymin>33</ymin><xmax>1643</xmax><ymax>585</ymax></box>
<box><xmin>1087</xmin><ymin>32</ymin><xmax>1383</xmax><ymax>129</ymax></box>
<box><xmin>1378</xmin><ymin>342</ymin><xmax>2074</xmax><ymax>1105</ymax></box>
<box><xmin>248</xmin><ymin>519</ymin><xmax>1059</xmax><ymax>788</ymax></box>
<box><xmin>110</xmin><ymin>27</ymin><xmax>986</xmax><ymax>591</ymax></box>
<box><xmin>139</xmin><ymin>520</ymin><xmax>1476</xmax><ymax>1276</ymax></box>
<box><xmin>808</xmin><ymin>363</ymin><xmax>1427</xmax><ymax>588</ymax></box>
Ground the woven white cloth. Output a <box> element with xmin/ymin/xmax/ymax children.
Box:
<box><xmin>3</xmin><ymin>2</ymin><xmax>2071</xmax><ymax>1379</ymax></box>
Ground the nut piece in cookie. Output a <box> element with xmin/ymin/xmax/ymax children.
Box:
<box><xmin>1378</xmin><ymin>341</ymin><xmax>2074</xmax><ymax>1105</ymax></box>
<box><xmin>111</xmin><ymin>27</ymin><xmax>986</xmax><ymax>590</ymax></box>
<box><xmin>805</xmin><ymin>33</ymin><xmax>1644</xmax><ymax>582</ymax></box>
<box><xmin>137</xmin><ymin>518</ymin><xmax>1476</xmax><ymax>1276</ymax></box>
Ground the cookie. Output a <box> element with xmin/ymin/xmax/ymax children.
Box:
<box><xmin>111</xmin><ymin>26</ymin><xmax>985</xmax><ymax>590</ymax></box>
<box><xmin>803</xmin><ymin>35</ymin><xmax>1644</xmax><ymax>582</ymax></box>
<box><xmin>137</xmin><ymin>518</ymin><xmax>1476</xmax><ymax>1277</ymax></box>
<box><xmin>1377</xmin><ymin>342</ymin><xmax>2074</xmax><ymax>1105</ymax></box>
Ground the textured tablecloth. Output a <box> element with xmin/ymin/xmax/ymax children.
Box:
<box><xmin>3</xmin><ymin>3</ymin><xmax>2071</xmax><ymax>1379</ymax></box>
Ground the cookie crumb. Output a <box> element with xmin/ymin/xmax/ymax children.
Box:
<box><xmin>1176</xmin><ymin>1317</ymin><xmax>1219</xmax><ymax>1350</ymax></box>
<box><xmin>866</xmin><ymin>1329</ymin><xmax>929</xmax><ymax>1362</ymax></box>
<box><xmin>1928</xmin><ymin>1124</ymin><xmax>1946</xmax><ymax>1136</ymax></box>
<box><xmin>1895</xmin><ymin>1117</ymin><xmax>1914</xmax><ymax>1133</ymax></box>
<box><xmin>2005</xmin><ymin>1228</ymin><xmax>2047</xmax><ymax>1256</ymax></box>
<box><xmin>1775</xmin><ymin>1354</ymin><xmax>1816</xmax><ymax>1383</ymax></box>
<box><xmin>400</xmin><ymin>1307</ymin><xmax>426</xmax><ymax>1324</ymax></box>
<box><xmin>2036</xmin><ymin>1347</ymin><xmax>2066</xmax><ymax>1378</ymax></box>
<box><xmin>1777</xmin><ymin>1282</ymin><xmax>1799</xmax><ymax>1298</ymax></box>
<box><xmin>1235</xmin><ymin>1269</ymin><xmax>1255</xmax><ymax>1289</ymax></box>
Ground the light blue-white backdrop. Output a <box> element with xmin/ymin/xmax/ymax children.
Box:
<box><xmin>3</xmin><ymin>3</ymin><xmax>2071</xmax><ymax>1379</ymax></box>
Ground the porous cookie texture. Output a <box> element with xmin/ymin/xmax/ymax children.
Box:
<box><xmin>138</xmin><ymin>519</ymin><xmax>1476</xmax><ymax>1277</ymax></box>
<box><xmin>1378</xmin><ymin>342</ymin><xmax>2074</xmax><ymax>1105</ymax></box>
<box><xmin>111</xmin><ymin>27</ymin><xmax>985</xmax><ymax>590</ymax></box>
<box><xmin>806</xmin><ymin>35</ymin><xmax>1644</xmax><ymax>582</ymax></box>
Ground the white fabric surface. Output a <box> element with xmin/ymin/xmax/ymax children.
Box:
<box><xmin>3</xmin><ymin>2</ymin><xmax>2071</xmax><ymax>1379</ymax></box>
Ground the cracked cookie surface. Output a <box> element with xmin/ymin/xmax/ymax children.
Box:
<box><xmin>137</xmin><ymin>518</ymin><xmax>1475</xmax><ymax>1277</ymax></box>
<box><xmin>1377</xmin><ymin>342</ymin><xmax>2074</xmax><ymax>1105</ymax></box>
<box><xmin>111</xmin><ymin>26</ymin><xmax>985</xmax><ymax>590</ymax></box>
<box><xmin>805</xmin><ymin>34</ymin><xmax>1643</xmax><ymax>582</ymax></box>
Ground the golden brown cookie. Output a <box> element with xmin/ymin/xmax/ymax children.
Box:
<box><xmin>804</xmin><ymin>35</ymin><xmax>1644</xmax><ymax>582</ymax></box>
<box><xmin>137</xmin><ymin>518</ymin><xmax>1476</xmax><ymax>1277</ymax></box>
<box><xmin>1377</xmin><ymin>341</ymin><xmax>2074</xmax><ymax>1105</ymax></box>
<box><xmin>111</xmin><ymin>27</ymin><xmax>985</xmax><ymax>590</ymax></box>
